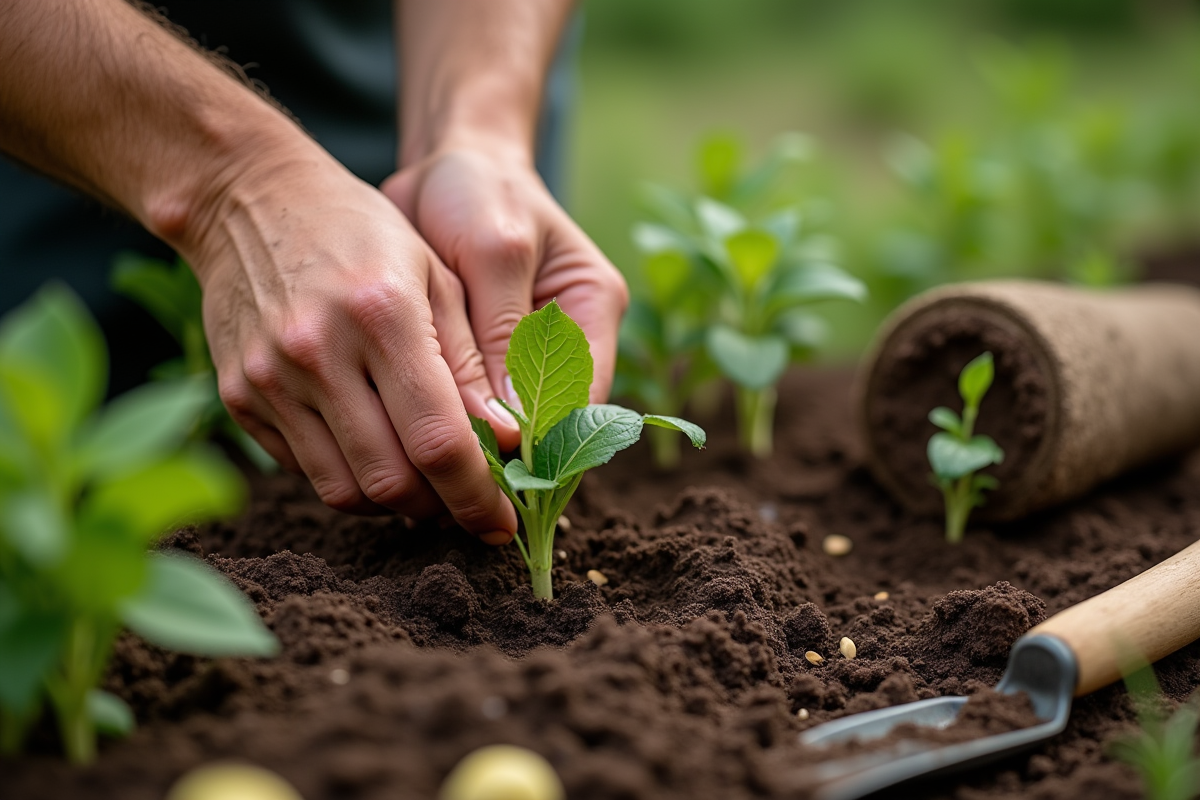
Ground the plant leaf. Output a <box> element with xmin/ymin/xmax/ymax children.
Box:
<box><xmin>725</xmin><ymin>229</ymin><xmax>780</xmax><ymax>292</ymax></box>
<box><xmin>0</xmin><ymin>489</ymin><xmax>68</xmax><ymax>566</ymax></box>
<box><xmin>110</xmin><ymin>255</ymin><xmax>202</xmax><ymax>346</ymax></box>
<box><xmin>0</xmin><ymin>607</ymin><xmax>67</xmax><ymax>713</ymax></box>
<box><xmin>706</xmin><ymin>326</ymin><xmax>790</xmax><ymax>390</ymax></box>
<box><xmin>695</xmin><ymin>197</ymin><xmax>745</xmax><ymax>241</ymax></box>
<box><xmin>959</xmin><ymin>352</ymin><xmax>995</xmax><ymax>407</ymax></box>
<box><xmin>506</xmin><ymin>300</ymin><xmax>593</xmax><ymax>441</ymax></box>
<box><xmin>468</xmin><ymin>414</ymin><xmax>501</xmax><ymax>461</ymax></box>
<box><xmin>503</xmin><ymin>459</ymin><xmax>559</xmax><ymax>492</ymax></box>
<box><xmin>643</xmin><ymin>250</ymin><xmax>692</xmax><ymax>307</ymax></box>
<box><xmin>534</xmin><ymin>405</ymin><xmax>644</xmax><ymax>483</ymax></box>
<box><xmin>642</xmin><ymin>415</ymin><xmax>706</xmax><ymax>449</ymax></box>
<box><xmin>928</xmin><ymin>406</ymin><xmax>964</xmax><ymax>435</ymax></box>
<box><xmin>74</xmin><ymin>375</ymin><xmax>212</xmax><ymax>479</ymax></box>
<box><xmin>775</xmin><ymin>310</ymin><xmax>829</xmax><ymax>350</ymax></box>
<box><xmin>771</xmin><ymin>262</ymin><xmax>868</xmax><ymax>305</ymax></box>
<box><xmin>88</xmin><ymin>689</ymin><xmax>134</xmax><ymax>737</ymax></box>
<box><xmin>697</xmin><ymin>132</ymin><xmax>743</xmax><ymax>199</ymax></box>
<box><xmin>120</xmin><ymin>553</ymin><xmax>279</xmax><ymax>657</ymax></box>
<box><xmin>928</xmin><ymin>432</ymin><xmax>1004</xmax><ymax>481</ymax></box>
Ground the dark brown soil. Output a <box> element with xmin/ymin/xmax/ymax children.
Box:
<box><xmin>4</xmin><ymin>363</ymin><xmax>1200</xmax><ymax>800</ymax></box>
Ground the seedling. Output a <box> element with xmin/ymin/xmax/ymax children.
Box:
<box><xmin>1110</xmin><ymin>663</ymin><xmax>1200</xmax><ymax>800</ymax></box>
<box><xmin>927</xmin><ymin>351</ymin><xmax>1005</xmax><ymax>543</ymax></box>
<box><xmin>111</xmin><ymin>254</ymin><xmax>275</xmax><ymax>471</ymax></box>
<box><xmin>0</xmin><ymin>284</ymin><xmax>277</xmax><ymax>764</ymax></box>
<box><xmin>471</xmin><ymin>301</ymin><xmax>705</xmax><ymax>600</ymax></box>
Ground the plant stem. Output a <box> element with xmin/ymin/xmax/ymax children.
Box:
<box><xmin>0</xmin><ymin>709</ymin><xmax>31</xmax><ymax>756</ymax></box>
<box><xmin>48</xmin><ymin>618</ymin><xmax>98</xmax><ymax>764</ymax></box>
<box><xmin>736</xmin><ymin>386</ymin><xmax>777</xmax><ymax>458</ymax></box>
<box><xmin>529</xmin><ymin>565</ymin><xmax>553</xmax><ymax>601</ymax></box>
<box><xmin>944</xmin><ymin>476</ymin><xmax>972</xmax><ymax>544</ymax></box>
<box><xmin>648</xmin><ymin>418</ymin><xmax>681</xmax><ymax>469</ymax></box>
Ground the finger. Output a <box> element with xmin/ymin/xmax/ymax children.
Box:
<box><xmin>217</xmin><ymin>372</ymin><xmax>302</xmax><ymax>473</ymax></box>
<box><xmin>357</xmin><ymin>279</ymin><xmax>519</xmax><ymax>538</ymax></box>
<box><xmin>428</xmin><ymin>264</ymin><xmax>522</xmax><ymax>452</ymax></box>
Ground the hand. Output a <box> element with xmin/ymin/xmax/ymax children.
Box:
<box><xmin>381</xmin><ymin>146</ymin><xmax>628</xmax><ymax>448</ymax></box>
<box><xmin>189</xmin><ymin>150</ymin><xmax>517</xmax><ymax>541</ymax></box>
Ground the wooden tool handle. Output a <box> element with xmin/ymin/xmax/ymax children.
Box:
<box><xmin>1029</xmin><ymin>538</ymin><xmax>1200</xmax><ymax>696</ymax></box>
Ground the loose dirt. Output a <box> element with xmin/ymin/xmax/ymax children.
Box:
<box><xmin>4</xmin><ymin>362</ymin><xmax>1200</xmax><ymax>799</ymax></box>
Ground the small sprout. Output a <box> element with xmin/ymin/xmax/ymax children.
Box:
<box><xmin>556</xmin><ymin>515</ymin><xmax>572</xmax><ymax>532</ymax></box>
<box><xmin>822</xmin><ymin>534</ymin><xmax>853</xmax><ymax>556</ymax></box>
<box><xmin>587</xmin><ymin>569</ymin><xmax>610</xmax><ymax>586</ymax></box>
<box><xmin>439</xmin><ymin>745</ymin><xmax>565</xmax><ymax>800</ymax></box>
<box><xmin>839</xmin><ymin>637</ymin><xmax>858</xmax><ymax>660</ymax></box>
<box><xmin>1109</xmin><ymin>662</ymin><xmax>1200</xmax><ymax>800</ymax></box>
<box><xmin>796</xmin><ymin>708</ymin><xmax>810</xmax><ymax>720</ymax></box>
<box><xmin>328</xmin><ymin>668</ymin><xmax>349</xmax><ymax>686</ymax></box>
<box><xmin>805</xmin><ymin>651</ymin><xmax>825</xmax><ymax>666</ymax></box>
<box><xmin>927</xmin><ymin>352</ymin><xmax>1005</xmax><ymax>544</ymax></box>
<box><xmin>166</xmin><ymin>763</ymin><xmax>303</xmax><ymax>800</ymax></box>
<box><xmin>874</xmin><ymin>591</ymin><xmax>890</xmax><ymax>601</ymax></box>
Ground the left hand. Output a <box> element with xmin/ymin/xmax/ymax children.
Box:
<box><xmin>381</xmin><ymin>146</ymin><xmax>628</xmax><ymax>452</ymax></box>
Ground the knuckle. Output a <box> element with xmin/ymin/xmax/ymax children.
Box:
<box><xmin>312</xmin><ymin>477</ymin><xmax>367</xmax><ymax>513</ymax></box>
<box><xmin>471</xmin><ymin>226</ymin><xmax>538</xmax><ymax>273</ymax></box>
<box><xmin>449</xmin><ymin>496</ymin><xmax>496</xmax><ymax>529</ymax></box>
<box><xmin>406</xmin><ymin>415</ymin><xmax>472</xmax><ymax>477</ymax></box>
<box><xmin>602</xmin><ymin>266</ymin><xmax>631</xmax><ymax>312</ymax></box>
<box><xmin>242</xmin><ymin>349</ymin><xmax>285</xmax><ymax>395</ymax></box>
<box><xmin>360</xmin><ymin>467</ymin><xmax>420</xmax><ymax>509</ymax></box>
<box><xmin>217</xmin><ymin>375</ymin><xmax>256</xmax><ymax>419</ymax></box>
<box><xmin>346</xmin><ymin>282</ymin><xmax>408</xmax><ymax>335</ymax></box>
<box><xmin>276</xmin><ymin>320</ymin><xmax>329</xmax><ymax>373</ymax></box>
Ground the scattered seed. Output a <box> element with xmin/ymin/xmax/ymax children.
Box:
<box><xmin>822</xmin><ymin>534</ymin><xmax>853</xmax><ymax>557</ymax></box>
<box><xmin>555</xmin><ymin>549</ymin><xmax>568</xmax><ymax>561</ymax></box>
<box><xmin>874</xmin><ymin>591</ymin><xmax>889</xmax><ymax>601</ymax></box>
<box><xmin>587</xmin><ymin>569</ymin><xmax>609</xmax><ymax>586</ymax></box>
<box><xmin>805</xmin><ymin>651</ymin><xmax>824</xmax><ymax>666</ymax></box>
<box><xmin>480</xmin><ymin>695</ymin><xmax>508</xmax><ymax>720</ymax></box>
<box><xmin>796</xmin><ymin>708</ymin><xmax>810</xmax><ymax>720</ymax></box>
<box><xmin>839</xmin><ymin>637</ymin><xmax>857</xmax><ymax>660</ymax></box>
<box><xmin>440</xmin><ymin>744</ymin><xmax>565</xmax><ymax>800</ymax></box>
<box><xmin>329</xmin><ymin>668</ymin><xmax>350</xmax><ymax>685</ymax></box>
<box><xmin>557</xmin><ymin>515</ymin><xmax>572</xmax><ymax>532</ymax></box>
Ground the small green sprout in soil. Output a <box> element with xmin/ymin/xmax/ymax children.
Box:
<box><xmin>1110</xmin><ymin>662</ymin><xmax>1200</xmax><ymax>800</ymax></box>
<box><xmin>927</xmin><ymin>351</ymin><xmax>1005</xmax><ymax>543</ymax></box>
<box><xmin>0</xmin><ymin>284</ymin><xmax>278</xmax><ymax>764</ymax></box>
<box><xmin>470</xmin><ymin>301</ymin><xmax>705</xmax><ymax>601</ymax></box>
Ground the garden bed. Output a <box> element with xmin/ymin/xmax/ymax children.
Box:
<box><xmin>3</xmin><ymin>365</ymin><xmax>1200</xmax><ymax>800</ymax></box>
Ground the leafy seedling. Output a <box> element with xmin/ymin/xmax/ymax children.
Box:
<box><xmin>1110</xmin><ymin>662</ymin><xmax>1200</xmax><ymax>800</ymax></box>
<box><xmin>0</xmin><ymin>283</ymin><xmax>277</xmax><ymax>764</ymax></box>
<box><xmin>471</xmin><ymin>301</ymin><xmax>705</xmax><ymax>600</ymax></box>
<box><xmin>927</xmin><ymin>351</ymin><xmax>1005</xmax><ymax>543</ymax></box>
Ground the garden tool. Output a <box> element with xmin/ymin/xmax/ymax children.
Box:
<box><xmin>798</xmin><ymin>537</ymin><xmax>1200</xmax><ymax>800</ymax></box>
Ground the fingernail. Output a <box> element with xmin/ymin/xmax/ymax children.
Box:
<box><xmin>480</xmin><ymin>530</ymin><xmax>514</xmax><ymax>546</ymax></box>
<box><xmin>487</xmin><ymin>398</ymin><xmax>517</xmax><ymax>428</ymax></box>
<box><xmin>503</xmin><ymin>375</ymin><xmax>523</xmax><ymax>411</ymax></box>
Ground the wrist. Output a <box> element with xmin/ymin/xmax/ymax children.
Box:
<box><xmin>400</xmin><ymin>75</ymin><xmax>540</xmax><ymax>169</ymax></box>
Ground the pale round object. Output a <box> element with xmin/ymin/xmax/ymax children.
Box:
<box><xmin>822</xmin><ymin>534</ymin><xmax>853</xmax><ymax>557</ymax></box>
<box><xmin>166</xmin><ymin>763</ymin><xmax>303</xmax><ymax>800</ymax></box>
<box><xmin>440</xmin><ymin>745</ymin><xmax>565</xmax><ymax>800</ymax></box>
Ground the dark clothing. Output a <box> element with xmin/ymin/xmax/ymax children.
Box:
<box><xmin>0</xmin><ymin>1</ymin><xmax>577</xmax><ymax>395</ymax></box>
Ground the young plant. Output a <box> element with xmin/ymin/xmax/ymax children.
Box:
<box><xmin>0</xmin><ymin>284</ymin><xmax>278</xmax><ymax>764</ymax></box>
<box><xmin>110</xmin><ymin>254</ymin><xmax>275</xmax><ymax>471</ymax></box>
<box><xmin>927</xmin><ymin>351</ymin><xmax>1005</xmax><ymax>544</ymax></box>
<box><xmin>1110</xmin><ymin>662</ymin><xmax>1200</xmax><ymax>800</ymax></box>
<box><xmin>471</xmin><ymin>301</ymin><xmax>705</xmax><ymax>601</ymax></box>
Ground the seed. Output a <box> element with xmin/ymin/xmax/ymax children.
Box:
<box><xmin>796</xmin><ymin>708</ymin><xmax>810</xmax><ymax>720</ymax></box>
<box><xmin>822</xmin><ymin>534</ymin><xmax>853</xmax><ymax>557</ymax></box>
<box><xmin>439</xmin><ymin>744</ymin><xmax>565</xmax><ymax>800</ymax></box>
<box><xmin>557</xmin><ymin>515</ymin><xmax>572</xmax><ymax>532</ymax></box>
<box><xmin>839</xmin><ymin>637</ymin><xmax>857</xmax><ymax>660</ymax></box>
<box><xmin>166</xmin><ymin>764</ymin><xmax>303</xmax><ymax>800</ymax></box>
<box><xmin>555</xmin><ymin>550</ymin><xmax>568</xmax><ymax>561</ymax></box>
<box><xmin>805</xmin><ymin>651</ymin><xmax>824</xmax><ymax>666</ymax></box>
<box><xmin>874</xmin><ymin>591</ymin><xmax>889</xmax><ymax>601</ymax></box>
<box><xmin>586</xmin><ymin>569</ymin><xmax>609</xmax><ymax>586</ymax></box>
<box><xmin>329</xmin><ymin>667</ymin><xmax>350</xmax><ymax>685</ymax></box>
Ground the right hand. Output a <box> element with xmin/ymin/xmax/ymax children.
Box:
<box><xmin>185</xmin><ymin>149</ymin><xmax>518</xmax><ymax>543</ymax></box>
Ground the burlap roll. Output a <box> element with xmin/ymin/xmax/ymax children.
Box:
<box><xmin>858</xmin><ymin>280</ymin><xmax>1200</xmax><ymax>520</ymax></box>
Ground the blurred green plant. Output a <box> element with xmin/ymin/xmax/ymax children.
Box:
<box><xmin>1110</xmin><ymin>661</ymin><xmax>1200</xmax><ymax>800</ymax></box>
<box><xmin>0</xmin><ymin>284</ymin><xmax>278</xmax><ymax>764</ymax></box>
<box><xmin>111</xmin><ymin>254</ymin><xmax>275</xmax><ymax>471</ymax></box>
<box><xmin>617</xmin><ymin>133</ymin><xmax>865</xmax><ymax>462</ymax></box>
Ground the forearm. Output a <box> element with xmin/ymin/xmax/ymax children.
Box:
<box><xmin>397</xmin><ymin>0</ymin><xmax>573</xmax><ymax>166</ymax></box>
<box><xmin>0</xmin><ymin>0</ymin><xmax>317</xmax><ymax>260</ymax></box>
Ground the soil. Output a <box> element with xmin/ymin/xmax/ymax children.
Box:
<box><xmin>6</xmin><ymin>300</ymin><xmax>1200</xmax><ymax>799</ymax></box>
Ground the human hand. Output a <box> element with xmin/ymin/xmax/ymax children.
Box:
<box><xmin>380</xmin><ymin>146</ymin><xmax>628</xmax><ymax>450</ymax></box>
<box><xmin>187</xmin><ymin>150</ymin><xmax>517</xmax><ymax>540</ymax></box>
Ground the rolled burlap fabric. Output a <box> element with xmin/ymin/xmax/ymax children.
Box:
<box><xmin>858</xmin><ymin>280</ymin><xmax>1200</xmax><ymax>520</ymax></box>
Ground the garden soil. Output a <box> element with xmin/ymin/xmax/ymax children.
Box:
<box><xmin>6</xmin><ymin>347</ymin><xmax>1200</xmax><ymax>798</ymax></box>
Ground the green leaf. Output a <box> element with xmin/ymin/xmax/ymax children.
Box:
<box><xmin>725</xmin><ymin>230</ymin><xmax>780</xmax><ymax>292</ymax></box>
<box><xmin>631</xmin><ymin>222</ymin><xmax>691</xmax><ymax>255</ymax></box>
<box><xmin>775</xmin><ymin>310</ymin><xmax>829</xmax><ymax>350</ymax></box>
<box><xmin>695</xmin><ymin>197</ymin><xmax>745</xmax><ymax>241</ymax></box>
<box><xmin>80</xmin><ymin>448</ymin><xmax>245</xmax><ymax>545</ymax></box>
<box><xmin>959</xmin><ymin>352</ymin><xmax>995</xmax><ymax>408</ymax></box>
<box><xmin>503</xmin><ymin>459</ymin><xmax>558</xmax><ymax>492</ymax></box>
<box><xmin>74</xmin><ymin>375</ymin><xmax>212</xmax><ymax>479</ymax></box>
<box><xmin>928</xmin><ymin>406</ymin><xmax>964</xmax><ymax>435</ymax></box>
<box><xmin>506</xmin><ymin>301</ymin><xmax>593</xmax><ymax>441</ymax></box>
<box><xmin>697</xmin><ymin>133</ymin><xmax>743</xmax><ymax>198</ymax></box>
<box><xmin>469</xmin><ymin>414</ymin><xmax>501</xmax><ymax>461</ymax></box>
<box><xmin>120</xmin><ymin>553</ymin><xmax>278</xmax><ymax>657</ymax></box>
<box><xmin>928</xmin><ymin>432</ymin><xmax>1004</xmax><ymax>481</ymax></box>
<box><xmin>0</xmin><ymin>285</ymin><xmax>106</xmax><ymax>444</ymax></box>
<box><xmin>88</xmin><ymin>689</ymin><xmax>134</xmax><ymax>738</ymax></box>
<box><xmin>706</xmin><ymin>326</ymin><xmax>789</xmax><ymax>390</ymax></box>
<box><xmin>534</xmin><ymin>405</ymin><xmax>644</xmax><ymax>483</ymax></box>
<box><xmin>771</xmin><ymin>262</ymin><xmax>868</xmax><ymax>305</ymax></box>
<box><xmin>643</xmin><ymin>251</ymin><xmax>692</xmax><ymax>307</ymax></box>
<box><xmin>110</xmin><ymin>254</ymin><xmax>202</xmax><ymax>346</ymax></box>
<box><xmin>0</xmin><ymin>489</ymin><xmax>68</xmax><ymax>566</ymax></box>
<box><xmin>0</xmin><ymin>608</ymin><xmax>66</xmax><ymax>713</ymax></box>
<box><xmin>642</xmin><ymin>415</ymin><xmax>706</xmax><ymax>449</ymax></box>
